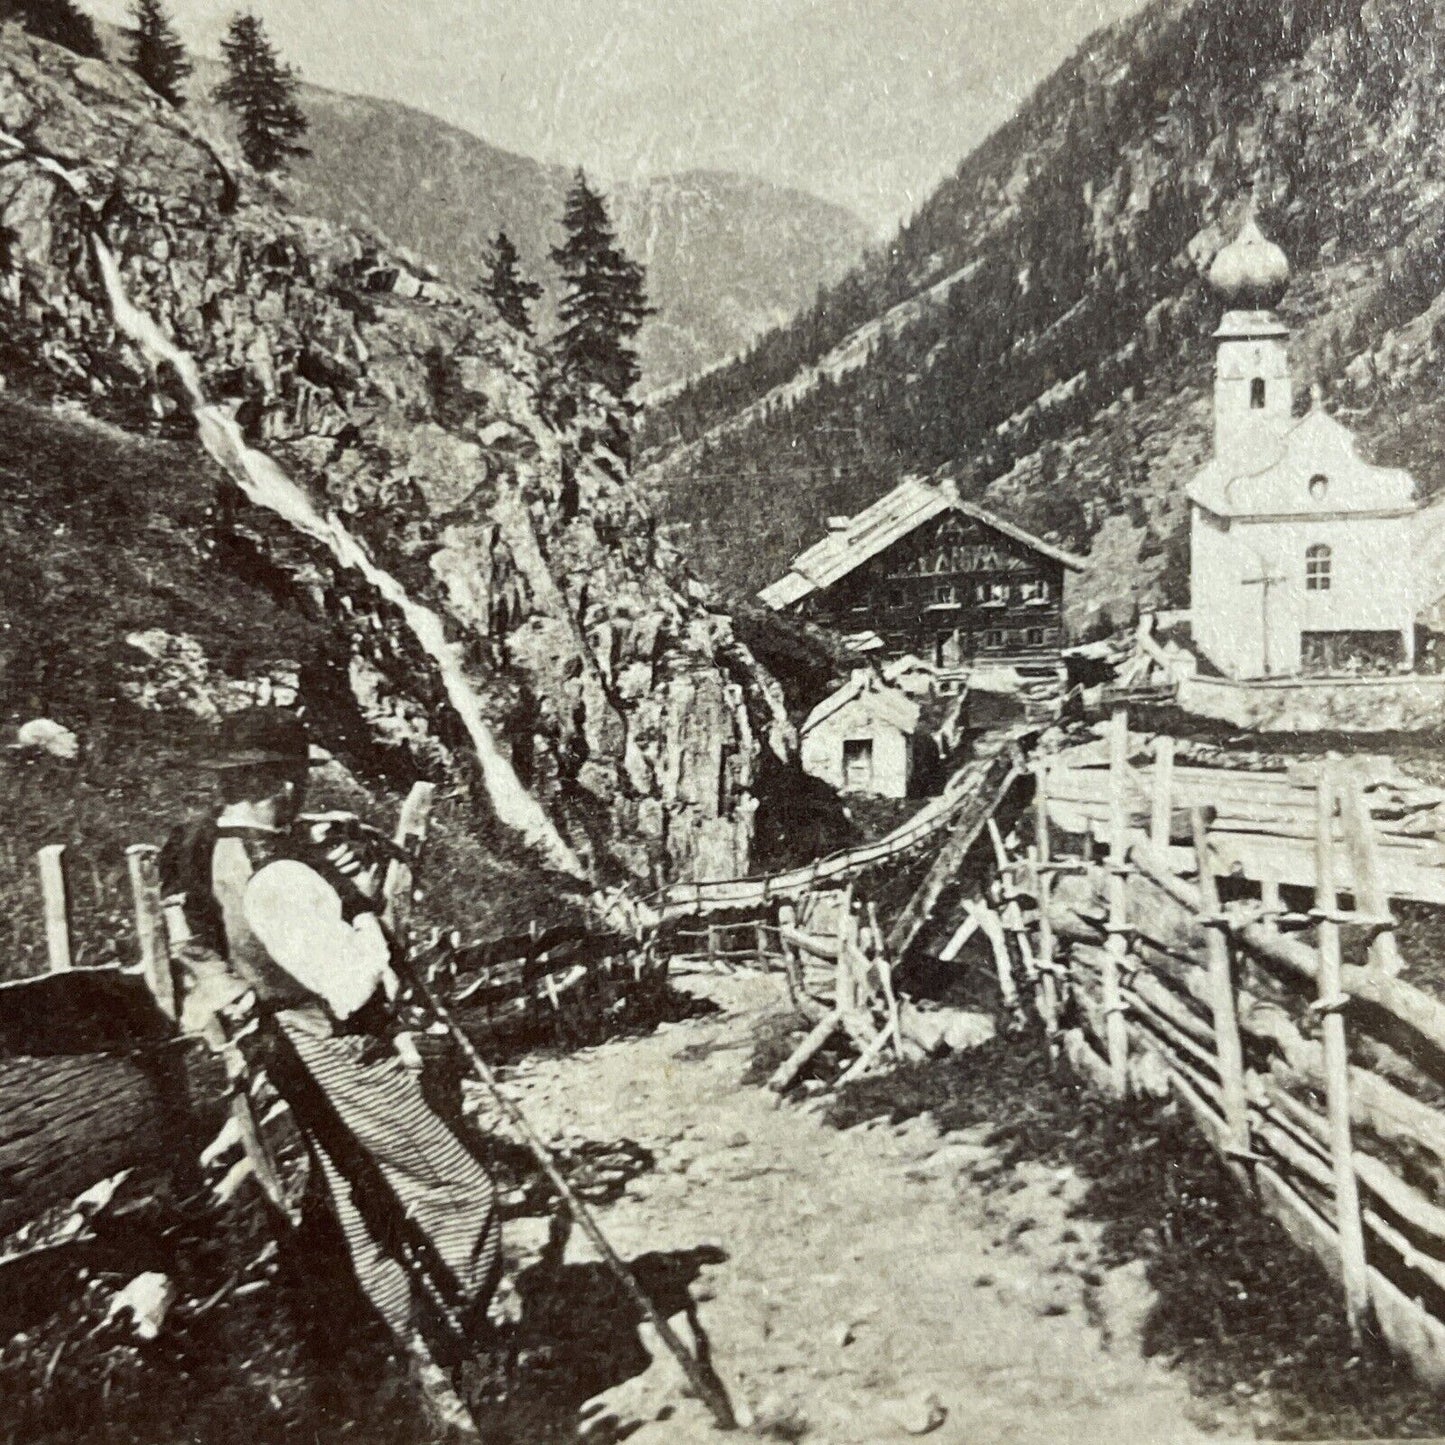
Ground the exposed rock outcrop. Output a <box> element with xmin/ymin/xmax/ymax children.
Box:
<box><xmin>0</xmin><ymin>29</ymin><xmax>787</xmax><ymax>886</ymax></box>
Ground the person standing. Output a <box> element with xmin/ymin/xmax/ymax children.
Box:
<box><xmin>162</xmin><ymin>707</ymin><xmax>499</xmax><ymax>1439</ymax></box>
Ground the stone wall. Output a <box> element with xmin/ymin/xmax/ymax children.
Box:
<box><xmin>1179</xmin><ymin>674</ymin><xmax>1445</xmax><ymax>732</ymax></box>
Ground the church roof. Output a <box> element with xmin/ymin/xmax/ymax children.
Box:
<box><xmin>1188</xmin><ymin>406</ymin><xmax>1417</xmax><ymax>520</ymax></box>
<box><xmin>1208</xmin><ymin>215</ymin><xmax>1291</xmax><ymax>310</ymax></box>
<box><xmin>758</xmin><ymin>476</ymin><xmax>1086</xmax><ymax>610</ymax></box>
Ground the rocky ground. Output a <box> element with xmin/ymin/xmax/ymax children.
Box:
<box><xmin>490</xmin><ymin>973</ymin><xmax>1215</xmax><ymax>1444</ymax></box>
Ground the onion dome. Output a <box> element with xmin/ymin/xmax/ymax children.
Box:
<box><xmin>1207</xmin><ymin>215</ymin><xmax>1290</xmax><ymax>309</ymax></box>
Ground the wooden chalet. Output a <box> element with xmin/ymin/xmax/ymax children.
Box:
<box><xmin>759</xmin><ymin>478</ymin><xmax>1086</xmax><ymax>673</ymax></box>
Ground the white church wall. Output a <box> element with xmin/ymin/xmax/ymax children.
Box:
<box><xmin>1233</xmin><ymin>513</ymin><xmax>1415</xmax><ymax>676</ymax></box>
<box><xmin>1191</xmin><ymin>506</ymin><xmax>1261</xmax><ymax>678</ymax></box>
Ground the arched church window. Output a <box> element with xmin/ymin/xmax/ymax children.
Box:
<box><xmin>1309</xmin><ymin>473</ymin><xmax>1328</xmax><ymax>500</ymax></box>
<box><xmin>1306</xmin><ymin>543</ymin><xmax>1332</xmax><ymax>591</ymax></box>
<box><xmin>1250</xmin><ymin>378</ymin><xmax>1267</xmax><ymax>409</ymax></box>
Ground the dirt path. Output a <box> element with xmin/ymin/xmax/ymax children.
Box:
<box><xmin>490</xmin><ymin>975</ymin><xmax>1224</xmax><ymax>1444</ymax></box>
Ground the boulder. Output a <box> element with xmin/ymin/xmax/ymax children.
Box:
<box><xmin>13</xmin><ymin>718</ymin><xmax>78</xmax><ymax>760</ymax></box>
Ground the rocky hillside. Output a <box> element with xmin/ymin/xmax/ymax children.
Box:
<box><xmin>181</xmin><ymin>64</ymin><xmax>869</xmax><ymax>393</ymax></box>
<box><xmin>640</xmin><ymin>0</ymin><xmax>1445</xmax><ymax>630</ymax></box>
<box><xmin>0</xmin><ymin>26</ymin><xmax>791</xmax><ymax>929</ymax></box>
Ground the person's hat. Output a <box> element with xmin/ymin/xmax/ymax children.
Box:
<box><xmin>202</xmin><ymin>708</ymin><xmax>323</xmax><ymax>770</ymax></box>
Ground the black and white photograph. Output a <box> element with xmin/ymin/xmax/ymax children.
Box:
<box><xmin>4</xmin><ymin>1</ymin><xmax>1445</xmax><ymax>1441</ymax></box>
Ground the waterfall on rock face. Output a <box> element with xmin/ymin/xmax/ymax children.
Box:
<box><xmin>88</xmin><ymin>238</ymin><xmax>587</xmax><ymax>882</ymax></box>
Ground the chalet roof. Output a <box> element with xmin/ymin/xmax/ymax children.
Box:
<box><xmin>1188</xmin><ymin>407</ymin><xmax>1417</xmax><ymax>519</ymax></box>
<box><xmin>800</xmin><ymin>670</ymin><xmax>920</xmax><ymax>739</ymax></box>
<box><xmin>758</xmin><ymin>477</ymin><xmax>1087</xmax><ymax>610</ymax></box>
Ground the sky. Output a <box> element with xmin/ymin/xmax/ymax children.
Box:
<box><xmin>88</xmin><ymin>0</ymin><xmax>1143</xmax><ymax>233</ymax></box>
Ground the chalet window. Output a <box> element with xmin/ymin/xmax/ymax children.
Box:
<box><xmin>1306</xmin><ymin>543</ymin><xmax>1332</xmax><ymax>591</ymax></box>
<box><xmin>1026</xmin><ymin>627</ymin><xmax>1045</xmax><ymax>646</ymax></box>
<box><xmin>1018</xmin><ymin>578</ymin><xmax>1052</xmax><ymax>604</ymax></box>
<box><xmin>1250</xmin><ymin>378</ymin><xmax>1267</xmax><ymax>409</ymax></box>
<box><xmin>985</xmin><ymin>629</ymin><xmax>1005</xmax><ymax>649</ymax></box>
<box><xmin>980</xmin><ymin>580</ymin><xmax>1008</xmax><ymax>607</ymax></box>
<box><xmin>935</xmin><ymin>584</ymin><xmax>958</xmax><ymax>606</ymax></box>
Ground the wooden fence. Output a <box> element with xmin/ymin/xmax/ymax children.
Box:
<box><xmin>987</xmin><ymin>707</ymin><xmax>1445</xmax><ymax>1383</ymax></box>
<box><xmin>650</xmin><ymin>736</ymin><xmax>1026</xmax><ymax>918</ymax></box>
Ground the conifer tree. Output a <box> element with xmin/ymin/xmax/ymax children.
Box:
<box><xmin>483</xmin><ymin>230</ymin><xmax>543</xmax><ymax>335</ymax></box>
<box><xmin>550</xmin><ymin>170</ymin><xmax>653</xmax><ymax>403</ymax></box>
<box><xmin>126</xmin><ymin>0</ymin><xmax>190</xmax><ymax>107</ymax></box>
<box><xmin>0</xmin><ymin>0</ymin><xmax>102</xmax><ymax>56</ymax></box>
<box><xmin>214</xmin><ymin>12</ymin><xmax>308</xmax><ymax>174</ymax></box>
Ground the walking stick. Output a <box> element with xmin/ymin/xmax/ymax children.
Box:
<box><xmin>386</xmin><ymin>785</ymin><xmax>738</xmax><ymax>1432</ymax></box>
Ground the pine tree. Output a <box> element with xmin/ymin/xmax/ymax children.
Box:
<box><xmin>0</xmin><ymin>0</ymin><xmax>102</xmax><ymax>56</ymax></box>
<box><xmin>550</xmin><ymin>170</ymin><xmax>653</xmax><ymax>403</ymax></box>
<box><xmin>483</xmin><ymin>230</ymin><xmax>543</xmax><ymax>335</ymax></box>
<box><xmin>126</xmin><ymin>0</ymin><xmax>190</xmax><ymax>107</ymax></box>
<box><xmin>214</xmin><ymin>12</ymin><xmax>308</xmax><ymax>174</ymax></box>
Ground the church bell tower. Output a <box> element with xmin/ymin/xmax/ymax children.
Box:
<box><xmin>1208</xmin><ymin>215</ymin><xmax>1293</xmax><ymax>471</ymax></box>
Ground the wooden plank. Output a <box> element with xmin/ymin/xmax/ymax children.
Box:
<box><xmin>1339</xmin><ymin>774</ymin><xmax>1404</xmax><ymax>976</ymax></box>
<box><xmin>1191</xmin><ymin>811</ymin><xmax>1248</xmax><ymax>1155</ymax></box>
<box><xmin>1103</xmin><ymin>708</ymin><xmax>1130</xmax><ymax>1095</ymax></box>
<box><xmin>1033</xmin><ymin>764</ymin><xmax>1060</xmax><ymax>1037</ymax></box>
<box><xmin>1129</xmin><ymin>837</ymin><xmax>1445</xmax><ymax>1065</ymax></box>
<box><xmin>969</xmin><ymin>901</ymin><xmax>1019</xmax><ymax>1010</ymax></box>
<box><xmin>887</xmin><ymin>749</ymin><xmax>1022</xmax><ymax>959</ymax></box>
<box><xmin>834</xmin><ymin>886</ymin><xmax>856</xmax><ymax>1016</ymax></box>
<box><xmin>37</xmin><ymin>845</ymin><xmax>73</xmax><ymax>974</ymax></box>
<box><xmin>768</xmin><ymin>1011</ymin><xmax>841</xmax><ymax>1092</ymax></box>
<box><xmin>382</xmin><ymin>781</ymin><xmax>435</xmax><ymax>938</ymax></box>
<box><xmin>126</xmin><ymin>845</ymin><xmax>176</xmax><ymax>1021</ymax></box>
<box><xmin>1315</xmin><ymin>762</ymin><xmax>1371</xmax><ymax>1343</ymax></box>
<box><xmin>1150</xmin><ymin>737</ymin><xmax>1175</xmax><ymax>850</ymax></box>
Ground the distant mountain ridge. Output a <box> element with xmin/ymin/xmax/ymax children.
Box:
<box><xmin>639</xmin><ymin>0</ymin><xmax>1445</xmax><ymax>629</ymax></box>
<box><xmin>180</xmin><ymin>59</ymin><xmax>869</xmax><ymax>391</ymax></box>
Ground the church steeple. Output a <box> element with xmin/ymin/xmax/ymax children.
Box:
<box><xmin>1208</xmin><ymin>215</ymin><xmax>1293</xmax><ymax>469</ymax></box>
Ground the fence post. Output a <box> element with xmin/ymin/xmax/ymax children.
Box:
<box><xmin>1315</xmin><ymin>760</ymin><xmax>1372</xmax><ymax>1344</ymax></box>
<box><xmin>1033</xmin><ymin>763</ymin><xmax>1060</xmax><ymax>1040</ymax></box>
<box><xmin>706</xmin><ymin>923</ymin><xmax>719</xmax><ymax>973</ymax></box>
<box><xmin>1190</xmin><ymin>811</ymin><xmax>1248</xmax><ymax>1154</ymax></box>
<box><xmin>1150</xmin><ymin>735</ymin><xmax>1175</xmax><ymax>849</ymax></box>
<box><xmin>755</xmin><ymin>920</ymin><xmax>768</xmax><ymax>967</ymax></box>
<box><xmin>126</xmin><ymin>844</ymin><xmax>177</xmax><ymax>1020</ymax></box>
<box><xmin>1338</xmin><ymin>773</ymin><xmax>1403</xmax><ymax>976</ymax></box>
<box><xmin>36</xmin><ymin>844</ymin><xmax>74</xmax><ymax>973</ymax></box>
<box><xmin>1103</xmin><ymin>707</ymin><xmax>1131</xmax><ymax>1095</ymax></box>
<box><xmin>834</xmin><ymin>885</ymin><xmax>856</xmax><ymax>1016</ymax></box>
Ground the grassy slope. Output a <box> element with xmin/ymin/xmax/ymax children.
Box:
<box><xmin>0</xmin><ymin>398</ymin><xmax>580</xmax><ymax>980</ymax></box>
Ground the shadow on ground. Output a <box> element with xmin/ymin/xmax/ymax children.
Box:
<box><xmin>467</xmin><ymin>1241</ymin><xmax>730</xmax><ymax>1443</ymax></box>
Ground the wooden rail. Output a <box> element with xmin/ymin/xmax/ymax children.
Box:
<box><xmin>986</xmin><ymin>714</ymin><xmax>1445</xmax><ymax>1386</ymax></box>
<box><xmin>652</xmin><ymin>730</ymin><xmax>1029</xmax><ymax>919</ymax></box>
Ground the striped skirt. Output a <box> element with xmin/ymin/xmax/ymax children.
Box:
<box><xmin>277</xmin><ymin>1012</ymin><xmax>501</xmax><ymax>1342</ymax></box>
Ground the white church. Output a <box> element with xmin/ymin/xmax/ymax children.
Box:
<box><xmin>1188</xmin><ymin>218</ymin><xmax>1422</xmax><ymax>681</ymax></box>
